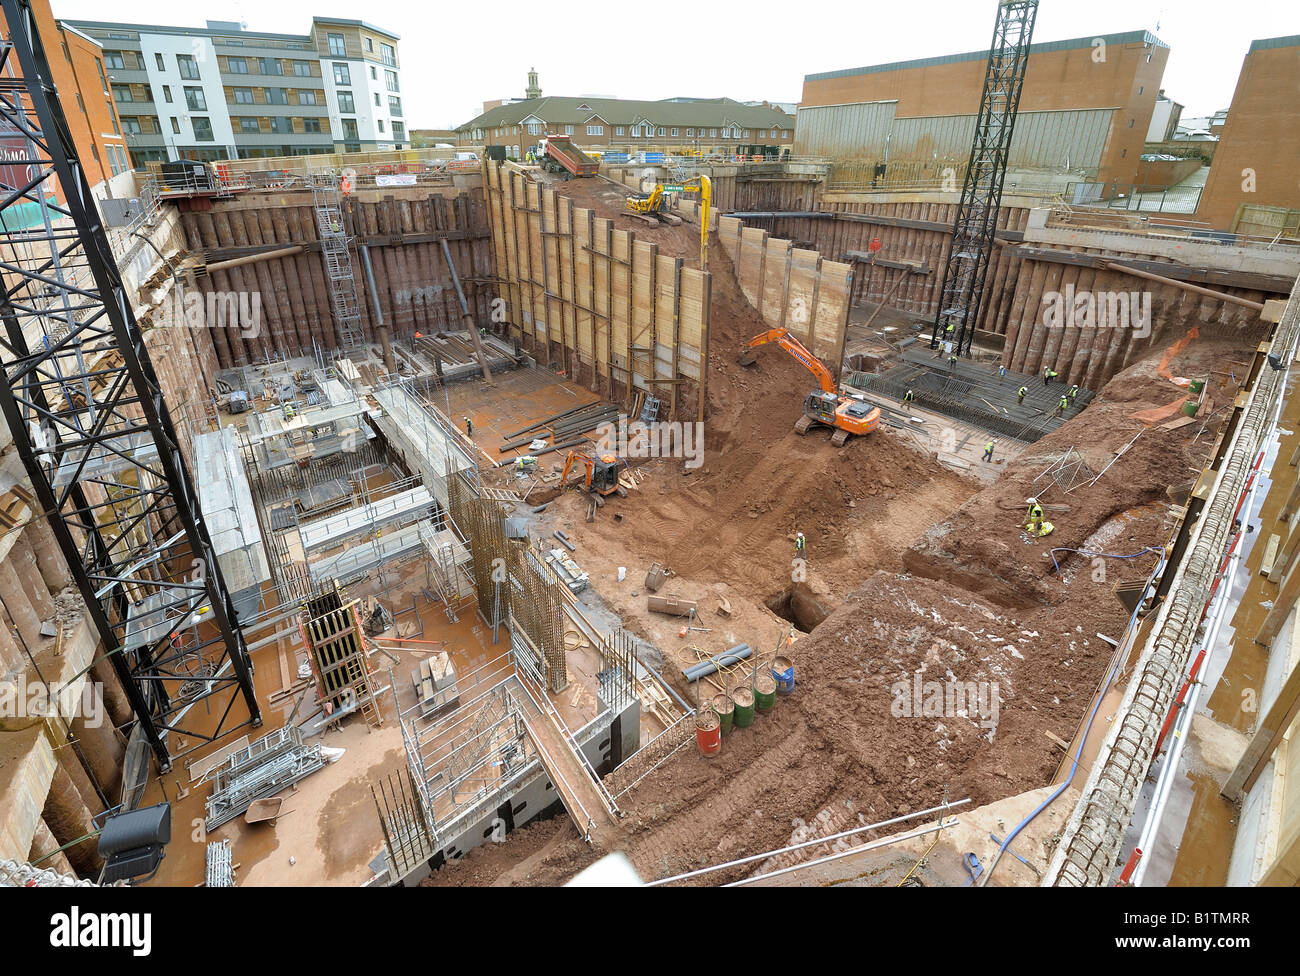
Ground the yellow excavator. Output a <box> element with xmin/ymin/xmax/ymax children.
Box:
<box><xmin>623</xmin><ymin>174</ymin><xmax>711</xmax><ymax>271</ymax></box>
<box><xmin>738</xmin><ymin>328</ymin><xmax>881</xmax><ymax>446</ymax></box>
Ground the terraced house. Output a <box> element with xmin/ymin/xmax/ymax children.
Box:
<box><xmin>63</xmin><ymin>16</ymin><xmax>405</xmax><ymax>166</ymax></box>
<box><xmin>456</xmin><ymin>82</ymin><xmax>796</xmax><ymax>158</ymax></box>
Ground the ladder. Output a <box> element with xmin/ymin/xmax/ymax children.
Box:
<box><xmin>311</xmin><ymin>177</ymin><xmax>365</xmax><ymax>349</ymax></box>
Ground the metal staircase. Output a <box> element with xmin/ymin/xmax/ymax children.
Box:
<box><xmin>312</xmin><ymin>177</ymin><xmax>366</xmax><ymax>349</ymax></box>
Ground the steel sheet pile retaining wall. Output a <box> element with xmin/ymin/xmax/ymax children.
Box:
<box><xmin>179</xmin><ymin>189</ymin><xmax>493</xmax><ymax>368</ymax></box>
<box><xmin>743</xmin><ymin>202</ymin><xmax>1276</xmax><ymax>388</ymax></box>
<box><xmin>484</xmin><ymin>162</ymin><xmax>711</xmax><ymax>420</ymax></box>
<box><xmin>717</xmin><ymin>216</ymin><xmax>853</xmax><ymax>375</ymax></box>
<box><xmin>1044</xmin><ymin>275</ymin><xmax>1300</xmax><ymax>886</ymax></box>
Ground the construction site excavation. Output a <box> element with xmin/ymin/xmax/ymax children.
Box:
<box><xmin>2</xmin><ymin>0</ymin><xmax>1300</xmax><ymax>924</ymax></box>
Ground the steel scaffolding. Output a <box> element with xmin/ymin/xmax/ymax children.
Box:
<box><xmin>930</xmin><ymin>0</ymin><xmax>1038</xmax><ymax>356</ymax></box>
<box><xmin>311</xmin><ymin>177</ymin><xmax>365</xmax><ymax>349</ymax></box>
<box><xmin>0</xmin><ymin>0</ymin><xmax>260</xmax><ymax>772</ymax></box>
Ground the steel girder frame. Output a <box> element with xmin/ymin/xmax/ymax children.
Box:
<box><xmin>930</xmin><ymin>0</ymin><xmax>1038</xmax><ymax>357</ymax></box>
<box><xmin>0</xmin><ymin>0</ymin><xmax>260</xmax><ymax>773</ymax></box>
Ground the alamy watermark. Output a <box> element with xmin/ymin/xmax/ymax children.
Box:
<box><xmin>0</xmin><ymin>675</ymin><xmax>104</xmax><ymax>728</ymax></box>
<box><xmin>155</xmin><ymin>289</ymin><xmax>261</xmax><ymax>339</ymax></box>
<box><xmin>1042</xmin><ymin>285</ymin><xmax>1152</xmax><ymax>339</ymax></box>
<box><xmin>592</xmin><ymin>415</ymin><xmax>705</xmax><ymax>469</ymax></box>
<box><xmin>890</xmin><ymin>671</ymin><xmax>1000</xmax><ymax>732</ymax></box>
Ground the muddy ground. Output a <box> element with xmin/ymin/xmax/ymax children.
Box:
<box><xmin>427</xmin><ymin>178</ymin><xmax>1242</xmax><ymax>886</ymax></box>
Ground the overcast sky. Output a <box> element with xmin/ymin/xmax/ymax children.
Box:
<box><xmin>51</xmin><ymin>0</ymin><xmax>1297</xmax><ymax>127</ymax></box>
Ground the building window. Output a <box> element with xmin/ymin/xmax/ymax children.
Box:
<box><xmin>381</xmin><ymin>43</ymin><xmax>396</xmax><ymax>67</ymax></box>
<box><xmin>328</xmin><ymin>33</ymin><xmax>346</xmax><ymax>57</ymax></box>
<box><xmin>670</xmin><ymin>127</ymin><xmax>678</xmax><ymax>136</ymax></box>
<box><xmin>389</xmin><ymin>95</ymin><xmax>402</xmax><ymax>116</ymax></box>
<box><xmin>742</xmin><ymin>130</ymin><xmax>750</xmax><ymax>138</ymax></box>
<box><xmin>61</xmin><ymin>42</ymin><xmax>71</xmax><ymax>63</ymax></box>
<box><xmin>123</xmin><ymin>117</ymin><xmax>142</xmax><ymax>135</ymax></box>
<box><xmin>686</xmin><ymin>128</ymin><xmax>693</xmax><ymax>137</ymax></box>
<box><xmin>365</xmin><ymin>37</ymin><xmax>374</xmax><ymax>52</ymax></box>
<box><xmin>1121</xmin><ymin>148</ymin><xmax>1128</xmax><ymax>158</ymax></box>
<box><xmin>710</xmin><ymin>128</ymin><xmax>717</xmax><ymax>137</ymax></box>
<box><xmin>1129</xmin><ymin>118</ymin><xmax>1135</xmax><ymax>128</ymax></box>
<box><xmin>299</xmin><ymin>90</ymin><xmax>319</xmax><ymax>105</ymax></box>
<box><xmin>337</xmin><ymin>91</ymin><xmax>355</xmax><ymax>114</ymax></box>
<box><xmin>177</xmin><ymin>54</ymin><xmax>199</xmax><ymax>80</ymax></box>
<box><xmin>260</xmin><ymin>58</ymin><xmax>284</xmax><ymax>76</ymax></box>
<box><xmin>657</xmin><ymin>127</ymin><xmax>665</xmax><ymax>136</ymax></box>
<box><xmin>587</xmin><ymin>124</ymin><xmax>603</xmax><ymax>136</ymax></box>
<box><xmin>171</xmin><ymin>117</ymin><xmax>181</xmax><ymax>134</ymax></box>
<box><xmin>1138</xmin><ymin>85</ymin><xmax>1144</xmax><ymax>95</ymax></box>
<box><xmin>527</xmin><ymin>123</ymin><xmax>543</xmax><ymax>136</ymax></box>
<box><xmin>75</xmin><ymin>93</ymin><xmax>84</xmax><ymax>113</ymax></box>
<box><xmin>374</xmin><ymin>92</ymin><xmax>381</xmax><ymax>107</ymax></box>
<box><xmin>565</xmin><ymin>124</ymin><xmax>574</xmax><ymax>134</ymax></box>
<box><xmin>265</xmin><ymin>88</ymin><xmax>288</xmax><ymax>105</ymax></box>
<box><xmin>385</xmin><ymin>69</ymin><xmax>399</xmax><ymax>92</ymax></box>
<box><xmin>112</xmin><ymin>84</ymin><xmax>133</xmax><ymax>102</ymax></box>
<box><xmin>304</xmin><ymin>118</ymin><xmax>322</xmax><ymax>133</ymax></box>
<box><xmin>370</xmin><ymin>66</ymin><xmax>377</xmax><ymax>80</ymax></box>
<box><xmin>270</xmin><ymin>117</ymin><xmax>293</xmax><ymax>134</ymax></box>
<box><xmin>393</xmin><ymin>122</ymin><xmax>405</xmax><ymax>141</ymax></box>
<box><xmin>105</xmin><ymin>51</ymin><xmax>125</xmax><ymax>70</ymax></box>
<box><xmin>192</xmin><ymin>116</ymin><xmax>214</xmax><ymax>141</ymax></box>
<box><xmin>333</xmin><ymin>63</ymin><xmax>350</xmax><ymax>86</ymax></box>
<box><xmin>95</xmin><ymin>58</ymin><xmax>106</xmax><ymax>88</ymax></box>
<box><xmin>227</xmin><ymin>57</ymin><xmax>248</xmax><ymax>74</ymax></box>
<box><xmin>238</xmin><ymin>118</ymin><xmax>259</xmax><ymax>133</ymax></box>
<box><xmin>155</xmin><ymin>52</ymin><xmax>165</xmax><ymax>71</ymax></box>
<box><xmin>106</xmin><ymin>100</ymin><xmax>119</xmax><ymax>133</ymax></box>
<box><xmin>342</xmin><ymin>119</ymin><xmax>359</xmax><ymax>140</ymax></box>
<box><xmin>377</xmin><ymin>120</ymin><xmax>385</xmax><ymax>133</ymax></box>
<box><xmin>184</xmin><ymin>86</ymin><xmax>206</xmax><ymax>111</ymax></box>
<box><xmin>233</xmin><ymin>87</ymin><xmax>254</xmax><ymax>104</ymax></box>
<box><xmin>162</xmin><ymin>85</ymin><xmax>172</xmax><ymax>103</ymax></box>
<box><xmin>294</xmin><ymin>61</ymin><xmax>312</xmax><ymax>77</ymax></box>
<box><xmin>615</xmin><ymin>126</ymin><xmax>625</xmax><ymax>136</ymax></box>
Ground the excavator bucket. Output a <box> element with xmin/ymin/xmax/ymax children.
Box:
<box><xmin>737</xmin><ymin>347</ymin><xmax>757</xmax><ymax>366</ymax></box>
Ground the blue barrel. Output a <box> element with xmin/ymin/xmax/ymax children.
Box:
<box><xmin>771</xmin><ymin>656</ymin><xmax>795</xmax><ymax>694</ymax></box>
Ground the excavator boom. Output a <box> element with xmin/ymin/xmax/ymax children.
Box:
<box><xmin>737</xmin><ymin>328</ymin><xmax>836</xmax><ymax>392</ymax></box>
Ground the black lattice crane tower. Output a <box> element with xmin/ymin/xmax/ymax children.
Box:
<box><xmin>930</xmin><ymin>0</ymin><xmax>1038</xmax><ymax>356</ymax></box>
<box><xmin>0</xmin><ymin>0</ymin><xmax>261</xmax><ymax>772</ymax></box>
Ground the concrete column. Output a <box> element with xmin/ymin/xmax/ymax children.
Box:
<box><xmin>28</xmin><ymin>817</ymin><xmax>76</xmax><ymax>878</ymax></box>
<box><xmin>25</xmin><ymin>516</ymin><xmax>71</xmax><ymax>593</ymax></box>
<box><xmin>11</xmin><ymin>533</ymin><xmax>56</xmax><ymax>620</ymax></box>
<box><xmin>0</xmin><ymin>561</ymin><xmax>42</xmax><ymax>648</ymax></box>
<box><xmin>42</xmin><ymin>762</ymin><xmax>101</xmax><ymax>875</ymax></box>
<box><xmin>0</xmin><ymin>619</ymin><xmax>21</xmax><ymax>674</ymax></box>
<box><xmin>58</xmin><ymin>738</ymin><xmax>105</xmax><ymax>815</ymax></box>
<box><xmin>72</xmin><ymin>713</ymin><xmax>125</xmax><ymax>806</ymax></box>
<box><xmin>90</xmin><ymin>651</ymin><xmax>133</xmax><ymax>731</ymax></box>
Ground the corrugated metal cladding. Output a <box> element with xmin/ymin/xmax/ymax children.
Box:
<box><xmin>794</xmin><ymin>101</ymin><xmax>896</xmax><ymax>157</ymax></box>
<box><xmin>796</xmin><ymin>104</ymin><xmax>1114</xmax><ymax>171</ymax></box>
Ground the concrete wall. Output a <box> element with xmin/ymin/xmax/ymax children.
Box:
<box><xmin>1197</xmin><ymin>36</ymin><xmax>1300</xmax><ymax>232</ymax></box>
<box><xmin>395</xmin><ymin>696</ymin><xmax>639</xmax><ymax>885</ymax></box>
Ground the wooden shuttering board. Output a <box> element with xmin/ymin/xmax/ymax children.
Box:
<box><xmin>483</xmin><ymin>161</ymin><xmax>707</xmax><ymax>417</ymax></box>
<box><xmin>717</xmin><ymin>216</ymin><xmax>851</xmax><ymax>375</ymax></box>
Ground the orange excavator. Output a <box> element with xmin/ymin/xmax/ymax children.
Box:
<box><xmin>737</xmin><ymin>328</ymin><xmax>881</xmax><ymax>446</ymax></box>
<box><xmin>561</xmin><ymin>451</ymin><xmax>625</xmax><ymax>498</ymax></box>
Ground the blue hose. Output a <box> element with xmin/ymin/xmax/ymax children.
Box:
<box><xmin>1046</xmin><ymin>546</ymin><xmax>1163</xmax><ymax>577</ymax></box>
<box><xmin>985</xmin><ymin>549</ymin><xmax>1166</xmax><ymax>885</ymax></box>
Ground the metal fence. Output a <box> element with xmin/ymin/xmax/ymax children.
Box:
<box><xmin>1064</xmin><ymin>180</ymin><xmax>1203</xmax><ymax>214</ymax></box>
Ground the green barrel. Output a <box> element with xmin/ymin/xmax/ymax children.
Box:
<box><xmin>1188</xmin><ymin>378</ymin><xmax>1205</xmax><ymax>393</ymax></box>
<box><xmin>732</xmin><ymin>686</ymin><xmax>756</xmax><ymax>728</ymax></box>
<box><xmin>754</xmin><ymin>673</ymin><xmax>777</xmax><ymax>713</ymax></box>
<box><xmin>1181</xmin><ymin>397</ymin><xmax>1199</xmax><ymax>417</ymax></box>
<box><xmin>712</xmin><ymin>694</ymin><xmax>735</xmax><ymax>734</ymax></box>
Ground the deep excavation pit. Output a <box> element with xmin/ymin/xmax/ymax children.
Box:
<box><xmin>764</xmin><ymin>582</ymin><xmax>832</xmax><ymax>633</ymax></box>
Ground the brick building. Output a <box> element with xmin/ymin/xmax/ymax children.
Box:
<box><xmin>796</xmin><ymin>30</ymin><xmax>1169</xmax><ymax>186</ymax></box>
<box><xmin>1196</xmin><ymin>35</ymin><xmax>1300</xmax><ymax>234</ymax></box>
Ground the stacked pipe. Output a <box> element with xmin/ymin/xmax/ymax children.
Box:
<box><xmin>682</xmin><ymin>644</ymin><xmax>752</xmax><ymax>682</ymax></box>
<box><xmin>498</xmin><ymin>402</ymin><xmax>620</xmax><ymax>455</ymax></box>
